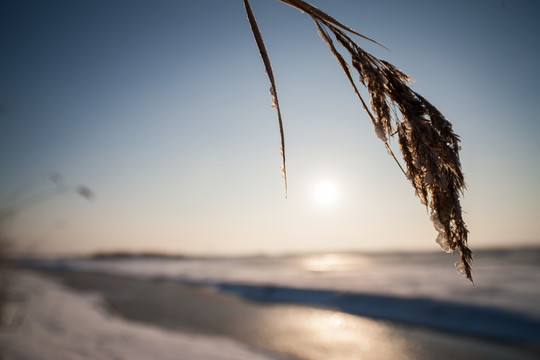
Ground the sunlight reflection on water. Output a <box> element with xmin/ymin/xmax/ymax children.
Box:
<box><xmin>258</xmin><ymin>306</ymin><xmax>413</xmax><ymax>360</ymax></box>
<box><xmin>300</xmin><ymin>253</ymin><xmax>372</xmax><ymax>272</ymax></box>
<box><xmin>256</xmin><ymin>305</ymin><xmax>528</xmax><ymax>360</ymax></box>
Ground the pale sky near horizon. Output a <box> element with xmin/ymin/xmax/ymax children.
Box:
<box><xmin>1</xmin><ymin>0</ymin><xmax>539</xmax><ymax>256</ymax></box>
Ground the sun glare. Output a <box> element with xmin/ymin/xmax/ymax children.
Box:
<box><xmin>314</xmin><ymin>181</ymin><xmax>338</xmax><ymax>204</ymax></box>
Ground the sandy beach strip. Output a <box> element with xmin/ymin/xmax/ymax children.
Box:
<box><xmin>35</xmin><ymin>269</ymin><xmax>540</xmax><ymax>360</ymax></box>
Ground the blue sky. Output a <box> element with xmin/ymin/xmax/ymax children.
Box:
<box><xmin>1</xmin><ymin>0</ymin><xmax>539</xmax><ymax>256</ymax></box>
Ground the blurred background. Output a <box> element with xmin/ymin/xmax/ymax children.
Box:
<box><xmin>1</xmin><ymin>0</ymin><xmax>539</xmax><ymax>257</ymax></box>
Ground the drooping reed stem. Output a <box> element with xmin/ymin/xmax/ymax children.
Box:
<box><xmin>244</xmin><ymin>0</ymin><xmax>472</xmax><ymax>281</ymax></box>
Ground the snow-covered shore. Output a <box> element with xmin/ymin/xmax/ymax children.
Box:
<box><xmin>0</xmin><ymin>271</ymin><xmax>291</xmax><ymax>360</ymax></box>
<box><xmin>3</xmin><ymin>269</ymin><xmax>539</xmax><ymax>360</ymax></box>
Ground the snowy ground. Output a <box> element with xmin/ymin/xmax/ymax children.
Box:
<box><xmin>0</xmin><ymin>271</ymin><xmax>291</xmax><ymax>360</ymax></box>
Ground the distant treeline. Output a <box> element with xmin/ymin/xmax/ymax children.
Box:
<box><xmin>90</xmin><ymin>251</ymin><xmax>186</xmax><ymax>259</ymax></box>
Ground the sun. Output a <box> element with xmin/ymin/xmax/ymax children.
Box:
<box><xmin>314</xmin><ymin>181</ymin><xmax>338</xmax><ymax>204</ymax></box>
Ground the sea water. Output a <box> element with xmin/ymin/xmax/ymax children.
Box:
<box><xmin>34</xmin><ymin>248</ymin><xmax>540</xmax><ymax>343</ymax></box>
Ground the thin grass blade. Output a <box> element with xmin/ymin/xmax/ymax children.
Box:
<box><xmin>280</xmin><ymin>0</ymin><xmax>387</xmax><ymax>49</ymax></box>
<box><xmin>244</xmin><ymin>0</ymin><xmax>288</xmax><ymax>197</ymax></box>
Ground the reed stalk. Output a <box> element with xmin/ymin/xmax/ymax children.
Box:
<box><xmin>244</xmin><ymin>0</ymin><xmax>472</xmax><ymax>281</ymax></box>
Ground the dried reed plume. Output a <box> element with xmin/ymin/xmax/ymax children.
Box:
<box><xmin>244</xmin><ymin>0</ymin><xmax>472</xmax><ymax>281</ymax></box>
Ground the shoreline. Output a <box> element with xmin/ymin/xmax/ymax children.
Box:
<box><xmin>40</xmin><ymin>269</ymin><xmax>540</xmax><ymax>360</ymax></box>
<box><xmin>1</xmin><ymin>271</ymin><xmax>291</xmax><ymax>360</ymax></box>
